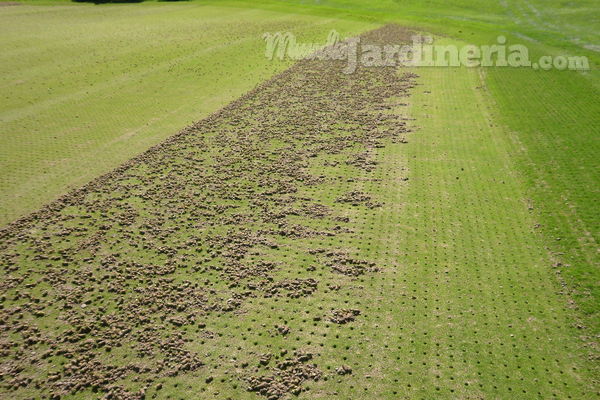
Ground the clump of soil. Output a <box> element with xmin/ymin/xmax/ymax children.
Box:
<box><xmin>346</xmin><ymin>151</ymin><xmax>378</xmax><ymax>171</ymax></box>
<box><xmin>265</xmin><ymin>278</ymin><xmax>318</xmax><ymax>298</ymax></box>
<box><xmin>335</xmin><ymin>190</ymin><xmax>382</xmax><ymax>208</ymax></box>
<box><xmin>329</xmin><ymin>309</ymin><xmax>361</xmax><ymax>324</ymax></box>
<box><xmin>336</xmin><ymin>365</ymin><xmax>353</xmax><ymax>375</ymax></box>
<box><xmin>246</xmin><ymin>351</ymin><xmax>321</xmax><ymax>399</ymax></box>
<box><xmin>275</xmin><ymin>325</ymin><xmax>290</xmax><ymax>336</ymax></box>
<box><xmin>311</xmin><ymin>249</ymin><xmax>378</xmax><ymax>277</ymax></box>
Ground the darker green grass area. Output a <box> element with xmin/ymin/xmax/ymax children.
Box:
<box><xmin>486</xmin><ymin>67</ymin><xmax>599</xmax><ymax>324</ymax></box>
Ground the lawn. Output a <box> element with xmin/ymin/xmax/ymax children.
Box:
<box><xmin>0</xmin><ymin>1</ymin><xmax>598</xmax><ymax>399</ymax></box>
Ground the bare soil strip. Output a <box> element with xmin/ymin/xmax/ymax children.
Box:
<box><xmin>0</xmin><ymin>25</ymin><xmax>416</xmax><ymax>399</ymax></box>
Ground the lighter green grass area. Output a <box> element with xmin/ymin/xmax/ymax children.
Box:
<box><xmin>393</xmin><ymin>65</ymin><xmax>596</xmax><ymax>396</ymax></box>
<box><xmin>0</xmin><ymin>2</ymin><xmax>374</xmax><ymax>224</ymax></box>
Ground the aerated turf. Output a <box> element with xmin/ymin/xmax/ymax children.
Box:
<box><xmin>2</xmin><ymin>24</ymin><xmax>598</xmax><ymax>400</ymax></box>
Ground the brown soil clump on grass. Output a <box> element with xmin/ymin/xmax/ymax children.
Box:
<box><xmin>246</xmin><ymin>351</ymin><xmax>321</xmax><ymax>400</ymax></box>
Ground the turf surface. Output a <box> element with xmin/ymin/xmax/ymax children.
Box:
<box><xmin>0</xmin><ymin>0</ymin><xmax>598</xmax><ymax>399</ymax></box>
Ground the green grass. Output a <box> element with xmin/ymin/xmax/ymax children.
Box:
<box><xmin>0</xmin><ymin>0</ymin><xmax>598</xmax><ymax>398</ymax></box>
<box><xmin>399</xmin><ymin>64</ymin><xmax>597</xmax><ymax>396</ymax></box>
